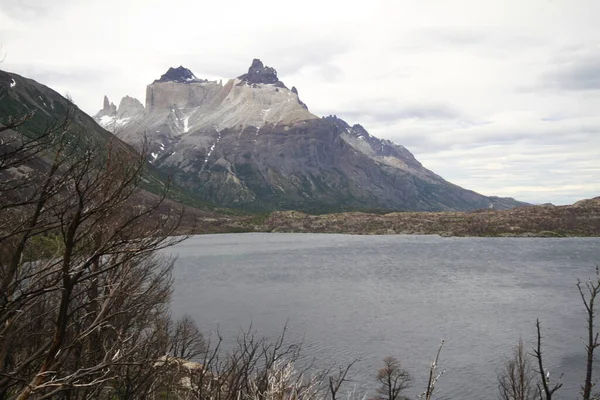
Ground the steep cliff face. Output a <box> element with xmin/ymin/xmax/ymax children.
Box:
<box><xmin>145</xmin><ymin>81</ymin><xmax>223</xmax><ymax>111</ymax></box>
<box><xmin>94</xmin><ymin>59</ymin><xmax>526</xmax><ymax>213</ymax></box>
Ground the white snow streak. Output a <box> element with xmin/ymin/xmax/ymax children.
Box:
<box><xmin>204</xmin><ymin>133</ymin><xmax>222</xmax><ymax>164</ymax></box>
<box><xmin>183</xmin><ymin>116</ymin><xmax>190</xmax><ymax>133</ymax></box>
<box><xmin>99</xmin><ymin>115</ymin><xmax>115</xmax><ymax>126</ymax></box>
<box><xmin>9</xmin><ymin>79</ymin><xmax>16</xmax><ymax>88</ymax></box>
<box><xmin>115</xmin><ymin>117</ymin><xmax>130</xmax><ymax>126</ymax></box>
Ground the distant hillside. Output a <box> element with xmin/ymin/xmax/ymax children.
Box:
<box><xmin>0</xmin><ymin>69</ymin><xmax>216</xmax><ymax>212</ymax></box>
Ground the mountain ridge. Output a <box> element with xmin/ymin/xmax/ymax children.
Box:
<box><xmin>0</xmin><ymin>68</ymin><xmax>222</xmax><ymax>216</ymax></box>
<box><xmin>92</xmin><ymin>59</ymin><xmax>527</xmax><ymax>213</ymax></box>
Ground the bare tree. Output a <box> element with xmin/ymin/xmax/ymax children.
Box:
<box><xmin>171</xmin><ymin>314</ymin><xmax>206</xmax><ymax>361</ymax></box>
<box><xmin>419</xmin><ymin>339</ymin><xmax>445</xmax><ymax>400</ymax></box>
<box><xmin>532</xmin><ymin>319</ymin><xmax>562</xmax><ymax>400</ymax></box>
<box><xmin>328</xmin><ymin>360</ymin><xmax>357</xmax><ymax>400</ymax></box>
<box><xmin>372</xmin><ymin>356</ymin><xmax>411</xmax><ymax>400</ymax></box>
<box><xmin>577</xmin><ymin>267</ymin><xmax>600</xmax><ymax>400</ymax></box>
<box><xmin>0</xmin><ymin>108</ymin><xmax>188</xmax><ymax>399</ymax></box>
<box><xmin>498</xmin><ymin>339</ymin><xmax>540</xmax><ymax>400</ymax></box>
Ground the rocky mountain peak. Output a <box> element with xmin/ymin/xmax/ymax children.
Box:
<box><xmin>154</xmin><ymin>66</ymin><xmax>208</xmax><ymax>84</ymax></box>
<box><xmin>116</xmin><ymin>95</ymin><xmax>144</xmax><ymax>118</ymax></box>
<box><xmin>100</xmin><ymin>95</ymin><xmax>117</xmax><ymax>116</ymax></box>
<box><xmin>238</xmin><ymin>58</ymin><xmax>286</xmax><ymax>88</ymax></box>
<box><xmin>118</xmin><ymin>95</ymin><xmax>144</xmax><ymax>112</ymax></box>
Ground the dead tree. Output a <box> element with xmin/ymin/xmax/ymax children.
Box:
<box><xmin>420</xmin><ymin>339</ymin><xmax>445</xmax><ymax>400</ymax></box>
<box><xmin>373</xmin><ymin>356</ymin><xmax>411</xmax><ymax>400</ymax></box>
<box><xmin>171</xmin><ymin>314</ymin><xmax>207</xmax><ymax>361</ymax></box>
<box><xmin>328</xmin><ymin>360</ymin><xmax>357</xmax><ymax>400</ymax></box>
<box><xmin>532</xmin><ymin>319</ymin><xmax>562</xmax><ymax>400</ymax></box>
<box><xmin>497</xmin><ymin>339</ymin><xmax>539</xmax><ymax>400</ymax></box>
<box><xmin>0</xmin><ymin>109</ymin><xmax>187</xmax><ymax>399</ymax></box>
<box><xmin>577</xmin><ymin>267</ymin><xmax>600</xmax><ymax>400</ymax></box>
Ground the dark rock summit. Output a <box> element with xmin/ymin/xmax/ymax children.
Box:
<box><xmin>238</xmin><ymin>59</ymin><xmax>286</xmax><ymax>88</ymax></box>
<box><xmin>154</xmin><ymin>66</ymin><xmax>207</xmax><ymax>84</ymax></box>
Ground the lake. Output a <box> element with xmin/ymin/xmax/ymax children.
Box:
<box><xmin>166</xmin><ymin>233</ymin><xmax>600</xmax><ymax>399</ymax></box>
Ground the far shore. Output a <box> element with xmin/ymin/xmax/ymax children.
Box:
<box><xmin>178</xmin><ymin>197</ymin><xmax>600</xmax><ymax>238</ymax></box>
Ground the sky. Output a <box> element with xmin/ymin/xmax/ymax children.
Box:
<box><xmin>1</xmin><ymin>0</ymin><xmax>599</xmax><ymax>205</ymax></box>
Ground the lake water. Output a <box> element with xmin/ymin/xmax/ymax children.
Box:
<box><xmin>166</xmin><ymin>233</ymin><xmax>600</xmax><ymax>399</ymax></box>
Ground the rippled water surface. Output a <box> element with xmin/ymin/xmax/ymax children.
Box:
<box><xmin>166</xmin><ymin>233</ymin><xmax>600</xmax><ymax>399</ymax></box>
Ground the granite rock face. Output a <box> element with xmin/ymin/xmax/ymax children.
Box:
<box><xmin>117</xmin><ymin>95</ymin><xmax>144</xmax><ymax>116</ymax></box>
<box><xmin>94</xmin><ymin>59</ymin><xmax>527</xmax><ymax>213</ymax></box>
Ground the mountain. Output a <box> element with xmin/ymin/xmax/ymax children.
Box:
<box><xmin>0</xmin><ymin>69</ymin><xmax>218</xmax><ymax>216</ymax></box>
<box><xmin>94</xmin><ymin>59</ymin><xmax>527</xmax><ymax>213</ymax></box>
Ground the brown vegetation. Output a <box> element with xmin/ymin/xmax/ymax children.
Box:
<box><xmin>242</xmin><ymin>199</ymin><xmax>600</xmax><ymax>237</ymax></box>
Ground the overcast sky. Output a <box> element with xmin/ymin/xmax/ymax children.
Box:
<box><xmin>1</xmin><ymin>0</ymin><xmax>599</xmax><ymax>205</ymax></box>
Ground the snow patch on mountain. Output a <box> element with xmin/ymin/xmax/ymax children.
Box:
<box><xmin>183</xmin><ymin>115</ymin><xmax>190</xmax><ymax>133</ymax></box>
<box><xmin>204</xmin><ymin>132</ymin><xmax>221</xmax><ymax>164</ymax></box>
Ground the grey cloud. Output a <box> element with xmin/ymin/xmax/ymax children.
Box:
<box><xmin>9</xmin><ymin>64</ymin><xmax>114</xmax><ymax>87</ymax></box>
<box><xmin>543</xmin><ymin>54</ymin><xmax>600</xmax><ymax>91</ymax></box>
<box><xmin>313</xmin><ymin>63</ymin><xmax>344</xmax><ymax>81</ymax></box>
<box><xmin>335</xmin><ymin>101</ymin><xmax>465</xmax><ymax>125</ymax></box>
<box><xmin>0</xmin><ymin>0</ymin><xmax>48</xmax><ymax>19</ymax></box>
<box><xmin>384</xmin><ymin>121</ymin><xmax>600</xmax><ymax>155</ymax></box>
<box><xmin>0</xmin><ymin>0</ymin><xmax>75</xmax><ymax>20</ymax></box>
<box><xmin>416</xmin><ymin>27</ymin><xmax>490</xmax><ymax>47</ymax></box>
<box><xmin>160</xmin><ymin>39</ymin><xmax>349</xmax><ymax>83</ymax></box>
<box><xmin>264</xmin><ymin>39</ymin><xmax>352</xmax><ymax>75</ymax></box>
<box><xmin>403</xmin><ymin>27</ymin><xmax>545</xmax><ymax>55</ymax></box>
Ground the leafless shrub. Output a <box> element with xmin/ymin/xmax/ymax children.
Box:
<box><xmin>0</xmin><ymin>109</ymin><xmax>186</xmax><ymax>399</ymax></box>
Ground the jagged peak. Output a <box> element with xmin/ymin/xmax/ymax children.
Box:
<box><xmin>352</xmin><ymin>124</ymin><xmax>369</xmax><ymax>135</ymax></box>
<box><xmin>99</xmin><ymin>95</ymin><xmax>117</xmax><ymax>116</ymax></box>
<box><xmin>154</xmin><ymin>66</ymin><xmax>208</xmax><ymax>84</ymax></box>
<box><xmin>237</xmin><ymin>58</ymin><xmax>287</xmax><ymax>88</ymax></box>
<box><xmin>118</xmin><ymin>95</ymin><xmax>144</xmax><ymax>109</ymax></box>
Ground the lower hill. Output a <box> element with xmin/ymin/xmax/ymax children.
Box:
<box><xmin>217</xmin><ymin>197</ymin><xmax>600</xmax><ymax>237</ymax></box>
<box><xmin>0</xmin><ymin>69</ymin><xmax>217</xmax><ymax>213</ymax></box>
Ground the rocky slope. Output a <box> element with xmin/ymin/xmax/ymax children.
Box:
<box><xmin>95</xmin><ymin>59</ymin><xmax>527</xmax><ymax>213</ymax></box>
<box><xmin>0</xmin><ymin>68</ymin><xmax>216</xmax><ymax>213</ymax></box>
